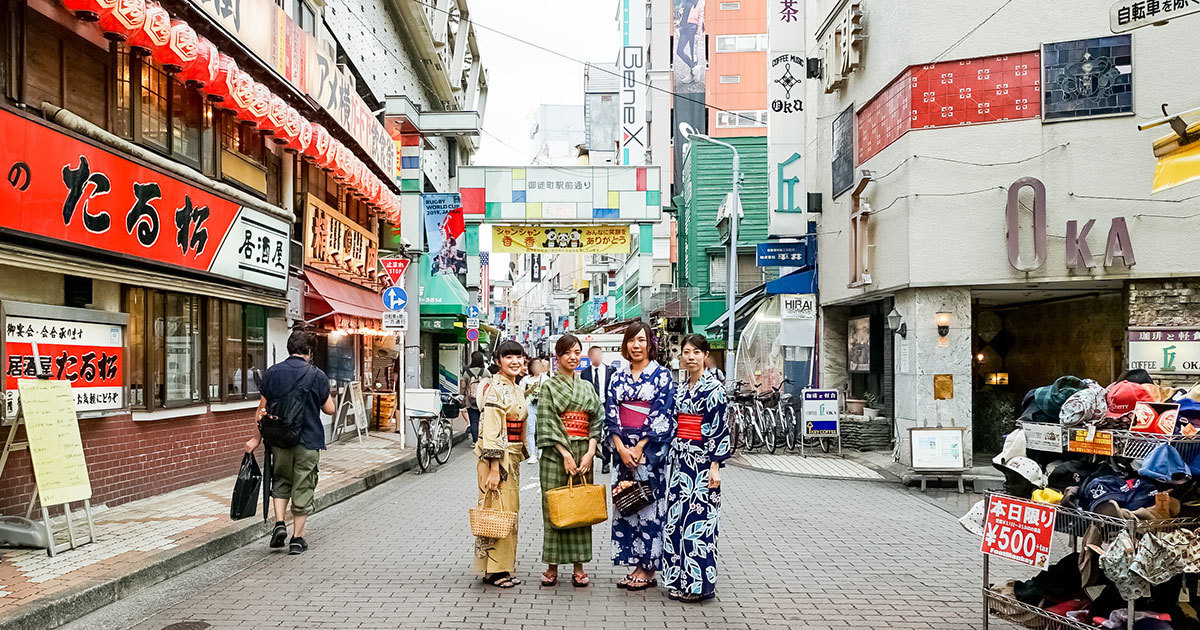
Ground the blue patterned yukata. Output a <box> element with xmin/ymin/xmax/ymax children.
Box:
<box><xmin>606</xmin><ymin>360</ymin><xmax>676</xmax><ymax>571</ymax></box>
<box><xmin>663</xmin><ymin>372</ymin><xmax>731</xmax><ymax>597</ymax></box>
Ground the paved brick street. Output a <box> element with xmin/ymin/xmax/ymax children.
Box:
<box><xmin>55</xmin><ymin>449</ymin><xmax>1029</xmax><ymax>630</ymax></box>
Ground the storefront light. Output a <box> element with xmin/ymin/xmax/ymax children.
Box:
<box><xmin>936</xmin><ymin>311</ymin><xmax>951</xmax><ymax>338</ymax></box>
<box><xmin>886</xmin><ymin>308</ymin><xmax>906</xmax><ymax>339</ymax></box>
<box><xmin>975</xmin><ymin>352</ymin><xmax>985</xmax><ymax>363</ymax></box>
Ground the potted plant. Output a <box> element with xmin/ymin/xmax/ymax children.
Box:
<box><xmin>845</xmin><ymin>396</ymin><xmax>865</xmax><ymax>415</ymax></box>
<box><xmin>862</xmin><ymin>392</ymin><xmax>882</xmax><ymax>419</ymax></box>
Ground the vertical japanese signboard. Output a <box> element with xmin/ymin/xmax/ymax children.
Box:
<box><xmin>5</xmin><ymin>317</ymin><xmax>124</xmax><ymax>414</ymax></box>
<box><xmin>304</xmin><ymin>195</ymin><xmax>379</xmax><ymax>286</ymax></box>
<box><xmin>618</xmin><ymin>0</ymin><xmax>646</xmax><ymax>166</ymax></box>
<box><xmin>768</xmin><ymin>0</ymin><xmax>807</xmax><ymax>237</ymax></box>
<box><xmin>981</xmin><ymin>495</ymin><xmax>1056</xmax><ymax>569</ymax></box>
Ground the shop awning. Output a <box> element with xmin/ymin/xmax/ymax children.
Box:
<box><xmin>704</xmin><ymin>287</ymin><xmax>767</xmax><ymax>335</ymax></box>
<box><xmin>766</xmin><ymin>268</ymin><xmax>817</xmax><ymax>295</ymax></box>
<box><xmin>1153</xmin><ymin>140</ymin><xmax>1200</xmax><ymax>193</ymax></box>
<box><xmin>304</xmin><ymin>270</ymin><xmax>383</xmax><ymax>321</ymax></box>
<box><xmin>419</xmin><ymin>256</ymin><xmax>470</xmax><ymax>317</ymax></box>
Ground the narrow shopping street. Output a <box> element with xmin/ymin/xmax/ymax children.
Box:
<box><xmin>55</xmin><ymin>451</ymin><xmax>1002</xmax><ymax>630</ymax></box>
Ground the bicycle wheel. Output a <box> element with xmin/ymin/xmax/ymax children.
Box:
<box><xmin>416</xmin><ymin>423</ymin><xmax>433</xmax><ymax>472</ymax></box>
<box><xmin>434</xmin><ymin>419</ymin><xmax>453</xmax><ymax>465</ymax></box>
<box><xmin>727</xmin><ymin>407</ymin><xmax>741</xmax><ymax>454</ymax></box>
<box><xmin>781</xmin><ymin>405</ymin><xmax>797</xmax><ymax>452</ymax></box>
<box><xmin>739</xmin><ymin>406</ymin><xmax>758</xmax><ymax>453</ymax></box>
<box><xmin>820</xmin><ymin>437</ymin><xmax>832</xmax><ymax>453</ymax></box>
<box><xmin>763</xmin><ymin>407</ymin><xmax>778</xmax><ymax>454</ymax></box>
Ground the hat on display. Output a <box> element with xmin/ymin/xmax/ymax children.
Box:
<box><xmin>1140</xmin><ymin>383</ymin><xmax>1177</xmax><ymax>403</ymax></box>
<box><xmin>992</xmin><ymin>430</ymin><xmax>1027</xmax><ymax>468</ymax></box>
<box><xmin>1033</xmin><ymin>376</ymin><xmax>1086</xmax><ymax>422</ymax></box>
<box><xmin>1081</xmin><ymin>475</ymin><xmax>1159</xmax><ymax>514</ymax></box>
<box><xmin>1047</xmin><ymin>460</ymin><xmax>1098</xmax><ymax>492</ymax></box>
<box><xmin>959</xmin><ymin>500</ymin><xmax>985</xmax><ymax>537</ymax></box>
<box><xmin>1105</xmin><ymin>381</ymin><xmax>1156</xmax><ymax>419</ymax></box>
<box><xmin>1138</xmin><ymin>443</ymin><xmax>1191</xmax><ymax>484</ymax></box>
<box><xmin>1117</xmin><ymin>369</ymin><xmax>1155</xmax><ymax>385</ymax></box>
<box><xmin>1177</xmin><ymin>398</ymin><xmax>1200</xmax><ymax>436</ymax></box>
<box><xmin>1060</xmin><ymin>380</ymin><xmax>1108</xmax><ymax>426</ymax></box>
<box><xmin>1032</xmin><ymin>488</ymin><xmax>1064</xmax><ymax>505</ymax></box>
<box><xmin>1001</xmin><ymin>456</ymin><xmax>1047</xmax><ymax>488</ymax></box>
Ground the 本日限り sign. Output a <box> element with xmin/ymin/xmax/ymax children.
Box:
<box><xmin>981</xmin><ymin>495</ymin><xmax>1056</xmax><ymax>569</ymax></box>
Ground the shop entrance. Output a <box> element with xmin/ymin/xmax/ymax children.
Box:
<box><xmin>971</xmin><ymin>281</ymin><xmax>1126</xmax><ymax>452</ymax></box>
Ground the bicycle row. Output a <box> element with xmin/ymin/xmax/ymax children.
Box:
<box><xmin>725</xmin><ymin>379</ymin><xmax>835</xmax><ymax>455</ymax></box>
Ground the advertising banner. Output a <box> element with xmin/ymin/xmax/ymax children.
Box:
<box><xmin>767</xmin><ymin>0</ymin><xmax>808</xmax><ymax>236</ymax></box>
<box><xmin>422</xmin><ymin>193</ymin><xmax>466</xmax><ymax>276</ymax></box>
<box><xmin>619</xmin><ymin>0</ymin><xmax>647</xmax><ymax>166</ymax></box>
<box><xmin>981</xmin><ymin>495</ymin><xmax>1056</xmax><ymax>569</ymax></box>
<box><xmin>492</xmin><ymin>225</ymin><xmax>631</xmax><ymax>254</ymax></box>
<box><xmin>0</xmin><ymin>109</ymin><xmax>288</xmax><ymax>291</ymax></box>
<box><xmin>5</xmin><ymin>316</ymin><xmax>124</xmax><ymax>414</ymax></box>
<box><xmin>673</xmin><ymin>0</ymin><xmax>706</xmax><ymax>194</ymax></box>
<box><xmin>18</xmin><ymin>379</ymin><xmax>93</xmax><ymax>506</ymax></box>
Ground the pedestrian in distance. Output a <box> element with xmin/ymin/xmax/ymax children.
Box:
<box><xmin>704</xmin><ymin>355</ymin><xmax>725</xmax><ymax>383</ymax></box>
<box><xmin>536</xmin><ymin>334</ymin><xmax>603</xmax><ymax>588</ymax></box>
<box><xmin>607</xmin><ymin>321</ymin><xmax>676</xmax><ymax>591</ymax></box>
<box><xmin>462</xmin><ymin>350</ymin><xmax>488</xmax><ymax>444</ymax></box>
<box><xmin>474</xmin><ymin>340</ymin><xmax>529</xmax><ymax>588</ymax></box>
<box><xmin>581</xmin><ymin>346</ymin><xmax>614</xmax><ymax>474</ymax></box>
<box><xmin>521</xmin><ymin>357</ymin><xmax>549</xmax><ymax>460</ymax></box>
<box><xmin>245</xmin><ymin>330</ymin><xmax>335</xmax><ymax>556</ymax></box>
<box><xmin>663</xmin><ymin>335</ymin><xmax>731</xmax><ymax>602</ymax></box>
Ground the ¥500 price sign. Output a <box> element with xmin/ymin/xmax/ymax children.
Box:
<box><xmin>980</xmin><ymin>495</ymin><xmax>1056</xmax><ymax>569</ymax></box>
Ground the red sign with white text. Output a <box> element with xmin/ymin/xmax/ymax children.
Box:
<box><xmin>4</xmin><ymin>316</ymin><xmax>124</xmax><ymax>413</ymax></box>
<box><xmin>0</xmin><ymin>108</ymin><xmax>290</xmax><ymax>290</ymax></box>
<box><xmin>379</xmin><ymin>257</ymin><xmax>410</xmax><ymax>286</ymax></box>
<box><xmin>981</xmin><ymin>495</ymin><xmax>1056</xmax><ymax>569</ymax></box>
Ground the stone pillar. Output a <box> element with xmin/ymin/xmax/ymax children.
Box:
<box><xmin>820</xmin><ymin>305</ymin><xmax>849</xmax><ymax>393</ymax></box>
<box><xmin>891</xmin><ymin>287</ymin><xmax>974</xmax><ymax>467</ymax></box>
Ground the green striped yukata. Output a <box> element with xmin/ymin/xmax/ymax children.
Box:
<box><xmin>537</xmin><ymin>371</ymin><xmax>604</xmax><ymax>565</ymax></box>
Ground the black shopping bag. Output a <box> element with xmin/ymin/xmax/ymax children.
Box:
<box><xmin>230</xmin><ymin>453</ymin><xmax>262</xmax><ymax>520</ymax></box>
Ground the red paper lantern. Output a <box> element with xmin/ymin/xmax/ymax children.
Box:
<box><xmin>323</xmin><ymin>140</ymin><xmax>341</xmax><ymax>173</ymax></box>
<box><xmin>179</xmin><ymin>36</ymin><xmax>217</xmax><ymax>88</ymax></box>
<box><xmin>259</xmin><ymin>94</ymin><xmax>286</xmax><ymax>136</ymax></box>
<box><xmin>152</xmin><ymin>19</ymin><xmax>197</xmax><ymax>73</ymax></box>
<box><xmin>60</xmin><ymin>0</ymin><xmax>105</xmax><ymax>21</ymax></box>
<box><xmin>128</xmin><ymin>2</ymin><xmax>169</xmax><ymax>56</ymax></box>
<box><xmin>96</xmin><ymin>0</ymin><xmax>144</xmax><ymax>41</ymax></box>
<box><xmin>282</xmin><ymin>110</ymin><xmax>310</xmax><ymax>153</ymax></box>
<box><xmin>305</xmin><ymin>124</ymin><xmax>329</xmax><ymax>163</ymax></box>
<box><xmin>334</xmin><ymin>145</ymin><xmax>352</xmax><ymax>180</ymax></box>
<box><xmin>205</xmin><ymin>54</ymin><xmax>238</xmax><ymax>104</ymax></box>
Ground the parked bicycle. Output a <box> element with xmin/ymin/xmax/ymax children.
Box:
<box><xmin>409</xmin><ymin>392</ymin><xmax>456</xmax><ymax>472</ymax></box>
<box><xmin>729</xmin><ymin>380</ymin><xmax>772</xmax><ymax>453</ymax></box>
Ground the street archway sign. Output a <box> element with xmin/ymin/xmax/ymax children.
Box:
<box><xmin>457</xmin><ymin>166</ymin><xmax>662</xmax><ymax>224</ymax></box>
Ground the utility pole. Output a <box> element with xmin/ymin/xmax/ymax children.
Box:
<box><xmin>686</xmin><ymin>133</ymin><xmax>739</xmax><ymax>382</ymax></box>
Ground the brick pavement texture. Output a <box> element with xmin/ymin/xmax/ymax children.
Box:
<box><xmin>735</xmin><ymin>452</ymin><xmax>885</xmax><ymax>480</ymax></box>
<box><xmin>103</xmin><ymin>449</ymin><xmax>1032</xmax><ymax>630</ymax></box>
<box><xmin>0</xmin><ymin>431</ymin><xmax>414</xmax><ymax>624</ymax></box>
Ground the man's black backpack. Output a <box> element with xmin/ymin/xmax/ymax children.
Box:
<box><xmin>258</xmin><ymin>366</ymin><xmax>316</xmax><ymax>448</ymax></box>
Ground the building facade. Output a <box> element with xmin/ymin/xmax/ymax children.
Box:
<box><xmin>808</xmin><ymin>0</ymin><xmax>1200</xmax><ymax>465</ymax></box>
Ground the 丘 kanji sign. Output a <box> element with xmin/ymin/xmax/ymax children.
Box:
<box><xmin>981</xmin><ymin>495</ymin><xmax>1056</xmax><ymax>569</ymax></box>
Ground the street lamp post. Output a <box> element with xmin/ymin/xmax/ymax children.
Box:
<box><xmin>686</xmin><ymin>133</ymin><xmax>739</xmax><ymax>382</ymax></box>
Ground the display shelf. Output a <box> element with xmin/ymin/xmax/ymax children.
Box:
<box><xmin>1020</xmin><ymin>421</ymin><xmax>1200</xmax><ymax>460</ymax></box>
<box><xmin>984</xmin><ymin>587</ymin><xmax>1094</xmax><ymax>630</ymax></box>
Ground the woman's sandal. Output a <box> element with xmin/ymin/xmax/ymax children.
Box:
<box><xmin>678</xmin><ymin>592</ymin><xmax>715</xmax><ymax>603</ymax></box>
<box><xmin>616</xmin><ymin>573</ymin><xmax>636</xmax><ymax>589</ymax></box>
<box><xmin>624</xmin><ymin>577</ymin><xmax>657</xmax><ymax>592</ymax></box>
<box><xmin>571</xmin><ymin>572</ymin><xmax>590</xmax><ymax>588</ymax></box>
<box><xmin>540</xmin><ymin>571</ymin><xmax>558</xmax><ymax>587</ymax></box>
<box><xmin>483</xmin><ymin>573</ymin><xmax>520</xmax><ymax>588</ymax></box>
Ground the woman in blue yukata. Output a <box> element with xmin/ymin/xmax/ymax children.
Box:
<box><xmin>663</xmin><ymin>334</ymin><xmax>731</xmax><ymax>602</ymax></box>
<box><xmin>606</xmin><ymin>321</ymin><xmax>675</xmax><ymax>591</ymax></box>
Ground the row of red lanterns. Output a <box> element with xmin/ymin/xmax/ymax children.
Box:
<box><xmin>58</xmin><ymin>0</ymin><xmax>401</xmax><ymax>223</ymax></box>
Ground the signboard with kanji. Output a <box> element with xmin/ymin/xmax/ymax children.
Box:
<box><xmin>1111</xmin><ymin>0</ymin><xmax>1200</xmax><ymax>33</ymax></box>
<box><xmin>379</xmin><ymin>257</ymin><xmax>410</xmax><ymax>286</ymax></box>
<box><xmin>18</xmin><ymin>379</ymin><xmax>93</xmax><ymax>507</ymax></box>
<box><xmin>492</xmin><ymin>225</ymin><xmax>631</xmax><ymax>254</ymax></box>
<box><xmin>5</xmin><ymin>317</ymin><xmax>124</xmax><ymax>415</ymax></box>
<box><xmin>304</xmin><ymin>194</ymin><xmax>378</xmax><ymax>288</ymax></box>
<box><xmin>458</xmin><ymin>166</ymin><xmax>662</xmax><ymax>223</ymax></box>
<box><xmin>1127</xmin><ymin>327</ymin><xmax>1200</xmax><ymax>374</ymax></box>
<box><xmin>981</xmin><ymin>495</ymin><xmax>1056</xmax><ymax>569</ymax></box>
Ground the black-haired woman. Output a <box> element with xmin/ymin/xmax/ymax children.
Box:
<box><xmin>662</xmin><ymin>334</ymin><xmax>731</xmax><ymax>602</ymax></box>
<box><xmin>474</xmin><ymin>340</ymin><xmax>528</xmax><ymax>588</ymax></box>
<box><xmin>606</xmin><ymin>321</ymin><xmax>676</xmax><ymax>591</ymax></box>
<box><xmin>536</xmin><ymin>334</ymin><xmax>603</xmax><ymax>587</ymax></box>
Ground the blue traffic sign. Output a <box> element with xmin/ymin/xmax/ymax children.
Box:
<box><xmin>467</xmin><ymin>305</ymin><xmax>480</xmax><ymax>319</ymax></box>
<box><xmin>382</xmin><ymin>286</ymin><xmax>408</xmax><ymax>311</ymax></box>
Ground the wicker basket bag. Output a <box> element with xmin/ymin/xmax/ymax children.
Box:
<box><xmin>470</xmin><ymin>490</ymin><xmax>517</xmax><ymax>539</ymax></box>
<box><xmin>612</xmin><ymin>480</ymin><xmax>656</xmax><ymax>516</ymax></box>
<box><xmin>546</xmin><ymin>475</ymin><xmax>608</xmax><ymax>529</ymax></box>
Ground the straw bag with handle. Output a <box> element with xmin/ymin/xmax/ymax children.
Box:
<box><xmin>470</xmin><ymin>490</ymin><xmax>517</xmax><ymax>539</ymax></box>
<box><xmin>546</xmin><ymin>474</ymin><xmax>608</xmax><ymax>529</ymax></box>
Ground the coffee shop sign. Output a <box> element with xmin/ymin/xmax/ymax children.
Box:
<box><xmin>1006</xmin><ymin>177</ymin><xmax>1135</xmax><ymax>272</ymax></box>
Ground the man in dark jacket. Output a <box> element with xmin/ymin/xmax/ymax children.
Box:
<box><xmin>580</xmin><ymin>346</ymin><xmax>614</xmax><ymax>473</ymax></box>
<box><xmin>245</xmin><ymin>330</ymin><xmax>334</xmax><ymax>555</ymax></box>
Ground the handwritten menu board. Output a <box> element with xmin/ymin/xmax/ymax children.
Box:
<box><xmin>349</xmin><ymin>381</ymin><xmax>368</xmax><ymax>431</ymax></box>
<box><xmin>18</xmin><ymin>379</ymin><xmax>92</xmax><ymax>506</ymax></box>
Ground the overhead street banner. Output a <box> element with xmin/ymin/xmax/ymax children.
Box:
<box><xmin>492</xmin><ymin>225</ymin><xmax>631</xmax><ymax>254</ymax></box>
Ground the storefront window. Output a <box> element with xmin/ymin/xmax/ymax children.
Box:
<box><xmin>207</xmin><ymin>299</ymin><xmax>221</xmax><ymax>401</ymax></box>
<box><xmin>218</xmin><ymin>111</ymin><xmax>265</xmax><ymax>164</ymax></box>
<box><xmin>327</xmin><ymin>333</ymin><xmax>355</xmax><ymax>383</ymax></box>
<box><xmin>150</xmin><ymin>290</ymin><xmax>165</xmax><ymax>407</ymax></box>
<box><xmin>171</xmin><ymin>77</ymin><xmax>204</xmax><ymax>166</ymax></box>
<box><xmin>115</xmin><ymin>49</ymin><xmax>133</xmax><ymax>139</ymax></box>
<box><xmin>224</xmin><ymin>301</ymin><xmax>244</xmax><ymax>398</ymax></box>
<box><xmin>128</xmin><ymin>287</ymin><xmax>146</xmax><ymax>407</ymax></box>
<box><xmin>165</xmin><ymin>294</ymin><xmax>201</xmax><ymax>405</ymax></box>
<box><xmin>245</xmin><ymin>305</ymin><xmax>266</xmax><ymax>397</ymax></box>
<box><xmin>140</xmin><ymin>59</ymin><xmax>170</xmax><ymax>152</ymax></box>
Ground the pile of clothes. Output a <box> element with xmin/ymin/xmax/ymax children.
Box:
<box><xmin>962</xmin><ymin>370</ymin><xmax>1200</xmax><ymax>629</ymax></box>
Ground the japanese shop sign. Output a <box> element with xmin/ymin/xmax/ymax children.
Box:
<box><xmin>312</xmin><ymin>48</ymin><xmax>396</xmax><ymax>178</ymax></box>
<box><xmin>1022</xmin><ymin>423</ymin><xmax>1064</xmax><ymax>453</ymax></box>
<box><xmin>1068</xmin><ymin>429</ymin><xmax>1115</xmax><ymax>456</ymax></box>
<box><xmin>492</xmin><ymin>225</ymin><xmax>631</xmax><ymax>255</ymax></box>
<box><xmin>1128</xmin><ymin>328</ymin><xmax>1200</xmax><ymax>374</ymax></box>
<box><xmin>304</xmin><ymin>195</ymin><xmax>379</xmax><ymax>287</ymax></box>
<box><xmin>768</xmin><ymin>0</ymin><xmax>808</xmax><ymax>236</ymax></box>
<box><xmin>781</xmin><ymin>294</ymin><xmax>816</xmax><ymax>321</ymax></box>
<box><xmin>1111</xmin><ymin>0</ymin><xmax>1200</xmax><ymax>33</ymax></box>
<box><xmin>0</xmin><ymin>109</ymin><xmax>289</xmax><ymax>291</ymax></box>
<box><xmin>801</xmin><ymin>389</ymin><xmax>839</xmax><ymax>437</ymax></box>
<box><xmin>981</xmin><ymin>495</ymin><xmax>1056</xmax><ymax>569</ymax></box>
<box><xmin>756</xmin><ymin>240</ymin><xmax>814</xmax><ymax>267</ymax></box>
<box><xmin>5</xmin><ymin>316</ymin><xmax>124</xmax><ymax>414</ymax></box>
<box><xmin>618</xmin><ymin>0</ymin><xmax>646</xmax><ymax>166</ymax></box>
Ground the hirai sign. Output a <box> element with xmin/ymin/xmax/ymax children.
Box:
<box><xmin>1005</xmin><ymin>177</ymin><xmax>1135</xmax><ymax>272</ymax></box>
<box><xmin>0</xmin><ymin>109</ymin><xmax>289</xmax><ymax>291</ymax></box>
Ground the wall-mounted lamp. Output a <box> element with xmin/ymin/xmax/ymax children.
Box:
<box><xmin>976</xmin><ymin>353</ymin><xmax>986</xmax><ymax>363</ymax></box>
<box><xmin>936</xmin><ymin>311</ymin><xmax>952</xmax><ymax>338</ymax></box>
<box><xmin>886</xmin><ymin>307</ymin><xmax>907</xmax><ymax>339</ymax></box>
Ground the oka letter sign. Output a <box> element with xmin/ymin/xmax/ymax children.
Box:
<box><xmin>1005</xmin><ymin>177</ymin><xmax>1135</xmax><ymax>272</ymax></box>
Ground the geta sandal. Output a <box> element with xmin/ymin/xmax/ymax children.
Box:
<box><xmin>572</xmin><ymin>572</ymin><xmax>590</xmax><ymax>588</ymax></box>
<box><xmin>541</xmin><ymin>571</ymin><xmax>558</xmax><ymax>587</ymax></box>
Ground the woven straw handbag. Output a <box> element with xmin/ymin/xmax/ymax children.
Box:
<box><xmin>546</xmin><ymin>475</ymin><xmax>608</xmax><ymax>529</ymax></box>
<box><xmin>470</xmin><ymin>490</ymin><xmax>517</xmax><ymax>539</ymax></box>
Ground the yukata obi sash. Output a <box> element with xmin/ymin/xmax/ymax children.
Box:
<box><xmin>505</xmin><ymin>415</ymin><xmax>525</xmax><ymax>443</ymax></box>
<box><xmin>676</xmin><ymin>413</ymin><xmax>704</xmax><ymax>442</ymax></box>
<box><xmin>562</xmin><ymin>411</ymin><xmax>590</xmax><ymax>438</ymax></box>
<box><xmin>618</xmin><ymin>401</ymin><xmax>651</xmax><ymax>429</ymax></box>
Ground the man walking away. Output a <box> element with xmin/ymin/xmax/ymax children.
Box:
<box><xmin>580</xmin><ymin>346</ymin><xmax>612</xmax><ymax>474</ymax></box>
<box><xmin>705</xmin><ymin>355</ymin><xmax>725</xmax><ymax>383</ymax></box>
<box><xmin>245</xmin><ymin>330</ymin><xmax>334</xmax><ymax>555</ymax></box>
<box><xmin>462</xmin><ymin>350</ymin><xmax>488</xmax><ymax>444</ymax></box>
